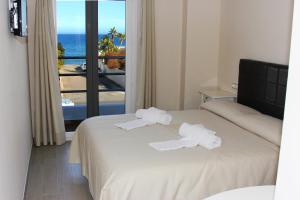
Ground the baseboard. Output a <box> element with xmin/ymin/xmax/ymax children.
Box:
<box><xmin>22</xmin><ymin>140</ymin><xmax>33</xmax><ymax>200</ymax></box>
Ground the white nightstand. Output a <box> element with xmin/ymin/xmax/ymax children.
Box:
<box><xmin>199</xmin><ymin>87</ymin><xmax>237</xmax><ymax>104</ymax></box>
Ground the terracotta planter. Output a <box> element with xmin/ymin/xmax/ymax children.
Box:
<box><xmin>106</xmin><ymin>48</ymin><xmax>126</xmax><ymax>70</ymax></box>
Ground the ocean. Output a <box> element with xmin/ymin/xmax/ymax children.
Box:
<box><xmin>58</xmin><ymin>34</ymin><xmax>126</xmax><ymax>65</ymax></box>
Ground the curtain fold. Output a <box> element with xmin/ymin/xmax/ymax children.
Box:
<box><xmin>136</xmin><ymin>0</ymin><xmax>157</xmax><ymax>109</ymax></box>
<box><xmin>28</xmin><ymin>0</ymin><xmax>66</xmax><ymax>146</ymax></box>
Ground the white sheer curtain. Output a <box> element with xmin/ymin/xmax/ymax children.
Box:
<box><xmin>125</xmin><ymin>0</ymin><xmax>139</xmax><ymax>113</ymax></box>
<box><xmin>28</xmin><ymin>0</ymin><xmax>66</xmax><ymax>146</ymax></box>
<box><xmin>126</xmin><ymin>0</ymin><xmax>157</xmax><ymax>112</ymax></box>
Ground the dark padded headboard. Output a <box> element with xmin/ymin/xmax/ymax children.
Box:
<box><xmin>237</xmin><ymin>59</ymin><xmax>288</xmax><ymax>119</ymax></box>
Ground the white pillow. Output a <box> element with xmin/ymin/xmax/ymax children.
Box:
<box><xmin>201</xmin><ymin>101</ymin><xmax>282</xmax><ymax>146</ymax></box>
<box><xmin>235</xmin><ymin>114</ymin><xmax>282</xmax><ymax>146</ymax></box>
<box><xmin>200</xmin><ymin>100</ymin><xmax>261</xmax><ymax>117</ymax></box>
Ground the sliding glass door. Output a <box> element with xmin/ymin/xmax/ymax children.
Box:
<box><xmin>98</xmin><ymin>0</ymin><xmax>126</xmax><ymax>116</ymax></box>
<box><xmin>57</xmin><ymin>0</ymin><xmax>87</xmax><ymax>131</ymax></box>
<box><xmin>57</xmin><ymin>0</ymin><xmax>126</xmax><ymax>131</ymax></box>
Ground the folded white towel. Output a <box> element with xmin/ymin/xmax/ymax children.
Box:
<box><xmin>157</xmin><ymin>113</ymin><xmax>173</xmax><ymax>125</ymax></box>
<box><xmin>149</xmin><ymin>123</ymin><xmax>221</xmax><ymax>151</ymax></box>
<box><xmin>136</xmin><ymin>107</ymin><xmax>172</xmax><ymax>125</ymax></box>
<box><xmin>150</xmin><ymin>137</ymin><xmax>207</xmax><ymax>151</ymax></box>
<box><xmin>149</xmin><ymin>140</ymin><xmax>188</xmax><ymax>151</ymax></box>
<box><xmin>179</xmin><ymin>123</ymin><xmax>221</xmax><ymax>150</ymax></box>
<box><xmin>179</xmin><ymin>123</ymin><xmax>216</xmax><ymax>138</ymax></box>
<box><xmin>136</xmin><ymin>107</ymin><xmax>167</xmax><ymax>119</ymax></box>
<box><xmin>116</xmin><ymin>108</ymin><xmax>172</xmax><ymax>131</ymax></box>
<box><xmin>135</xmin><ymin>109</ymin><xmax>147</xmax><ymax>119</ymax></box>
<box><xmin>115</xmin><ymin>119</ymin><xmax>153</xmax><ymax>131</ymax></box>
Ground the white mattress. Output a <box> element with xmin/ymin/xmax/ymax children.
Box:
<box><xmin>69</xmin><ymin>109</ymin><xmax>279</xmax><ymax>200</ymax></box>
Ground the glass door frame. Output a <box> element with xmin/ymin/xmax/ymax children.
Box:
<box><xmin>86</xmin><ymin>0</ymin><xmax>127</xmax><ymax>118</ymax></box>
<box><xmin>58</xmin><ymin>0</ymin><xmax>127</xmax><ymax>130</ymax></box>
<box><xmin>86</xmin><ymin>0</ymin><xmax>100</xmax><ymax>118</ymax></box>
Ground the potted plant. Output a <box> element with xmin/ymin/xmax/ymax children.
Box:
<box><xmin>98</xmin><ymin>27</ymin><xmax>126</xmax><ymax>70</ymax></box>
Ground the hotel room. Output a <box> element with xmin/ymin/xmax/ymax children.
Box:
<box><xmin>0</xmin><ymin>0</ymin><xmax>299</xmax><ymax>200</ymax></box>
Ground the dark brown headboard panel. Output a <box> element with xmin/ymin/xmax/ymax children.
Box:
<box><xmin>237</xmin><ymin>59</ymin><xmax>288</xmax><ymax>119</ymax></box>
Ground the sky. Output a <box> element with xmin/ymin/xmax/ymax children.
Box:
<box><xmin>57</xmin><ymin>0</ymin><xmax>125</xmax><ymax>34</ymax></box>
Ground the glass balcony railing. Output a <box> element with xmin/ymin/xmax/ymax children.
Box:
<box><xmin>58</xmin><ymin>56</ymin><xmax>126</xmax><ymax>131</ymax></box>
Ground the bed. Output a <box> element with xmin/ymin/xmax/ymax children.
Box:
<box><xmin>69</xmin><ymin>59</ymin><xmax>288</xmax><ymax>200</ymax></box>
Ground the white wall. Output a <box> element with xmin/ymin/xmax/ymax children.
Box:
<box><xmin>0</xmin><ymin>1</ymin><xmax>32</xmax><ymax>200</ymax></box>
<box><xmin>155</xmin><ymin>0</ymin><xmax>293</xmax><ymax>108</ymax></box>
<box><xmin>155</xmin><ymin>0</ymin><xmax>222</xmax><ymax>110</ymax></box>
<box><xmin>275</xmin><ymin>0</ymin><xmax>300</xmax><ymax>199</ymax></box>
<box><xmin>218</xmin><ymin>0</ymin><xmax>294</xmax><ymax>92</ymax></box>
<box><xmin>183</xmin><ymin>0</ymin><xmax>221</xmax><ymax>109</ymax></box>
<box><xmin>155</xmin><ymin>0</ymin><xmax>183</xmax><ymax>110</ymax></box>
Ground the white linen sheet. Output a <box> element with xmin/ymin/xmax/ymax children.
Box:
<box><xmin>69</xmin><ymin>110</ymin><xmax>279</xmax><ymax>200</ymax></box>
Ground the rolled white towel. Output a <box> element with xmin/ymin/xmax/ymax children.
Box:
<box><xmin>179</xmin><ymin>123</ymin><xmax>221</xmax><ymax>150</ymax></box>
<box><xmin>149</xmin><ymin>123</ymin><xmax>221</xmax><ymax>151</ymax></box>
<box><xmin>116</xmin><ymin>108</ymin><xmax>172</xmax><ymax>131</ymax></box>
<box><xmin>157</xmin><ymin>113</ymin><xmax>173</xmax><ymax>125</ymax></box>
<box><xmin>149</xmin><ymin>136</ymin><xmax>221</xmax><ymax>151</ymax></box>
<box><xmin>148</xmin><ymin>107</ymin><xmax>167</xmax><ymax>114</ymax></box>
<box><xmin>136</xmin><ymin>107</ymin><xmax>171</xmax><ymax>125</ymax></box>
<box><xmin>135</xmin><ymin>109</ymin><xmax>147</xmax><ymax>119</ymax></box>
<box><xmin>179</xmin><ymin>123</ymin><xmax>216</xmax><ymax>138</ymax></box>
<box><xmin>181</xmin><ymin>134</ymin><xmax>222</xmax><ymax>150</ymax></box>
<box><xmin>136</xmin><ymin>107</ymin><xmax>166</xmax><ymax>118</ymax></box>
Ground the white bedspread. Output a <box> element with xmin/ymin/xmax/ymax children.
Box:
<box><xmin>69</xmin><ymin>110</ymin><xmax>279</xmax><ymax>200</ymax></box>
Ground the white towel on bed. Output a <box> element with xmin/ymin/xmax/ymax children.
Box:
<box><xmin>116</xmin><ymin>108</ymin><xmax>173</xmax><ymax>131</ymax></box>
<box><xmin>150</xmin><ymin>123</ymin><xmax>221</xmax><ymax>151</ymax></box>
<box><xmin>179</xmin><ymin>123</ymin><xmax>216</xmax><ymax>138</ymax></box>
<box><xmin>136</xmin><ymin>107</ymin><xmax>173</xmax><ymax>125</ymax></box>
<box><xmin>149</xmin><ymin>140</ymin><xmax>187</xmax><ymax>151</ymax></box>
<box><xmin>149</xmin><ymin>138</ymin><xmax>202</xmax><ymax>151</ymax></box>
<box><xmin>136</xmin><ymin>107</ymin><xmax>166</xmax><ymax>118</ymax></box>
<box><xmin>115</xmin><ymin>119</ymin><xmax>154</xmax><ymax>131</ymax></box>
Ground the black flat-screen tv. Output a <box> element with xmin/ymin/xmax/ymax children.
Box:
<box><xmin>9</xmin><ymin>0</ymin><xmax>27</xmax><ymax>37</ymax></box>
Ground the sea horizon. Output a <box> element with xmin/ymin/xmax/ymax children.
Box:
<box><xmin>58</xmin><ymin>33</ymin><xmax>126</xmax><ymax>65</ymax></box>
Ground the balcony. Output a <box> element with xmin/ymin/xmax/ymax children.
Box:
<box><xmin>59</xmin><ymin>56</ymin><xmax>126</xmax><ymax>130</ymax></box>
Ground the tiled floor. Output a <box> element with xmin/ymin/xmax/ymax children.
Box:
<box><xmin>24</xmin><ymin>143</ymin><xmax>93</xmax><ymax>200</ymax></box>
